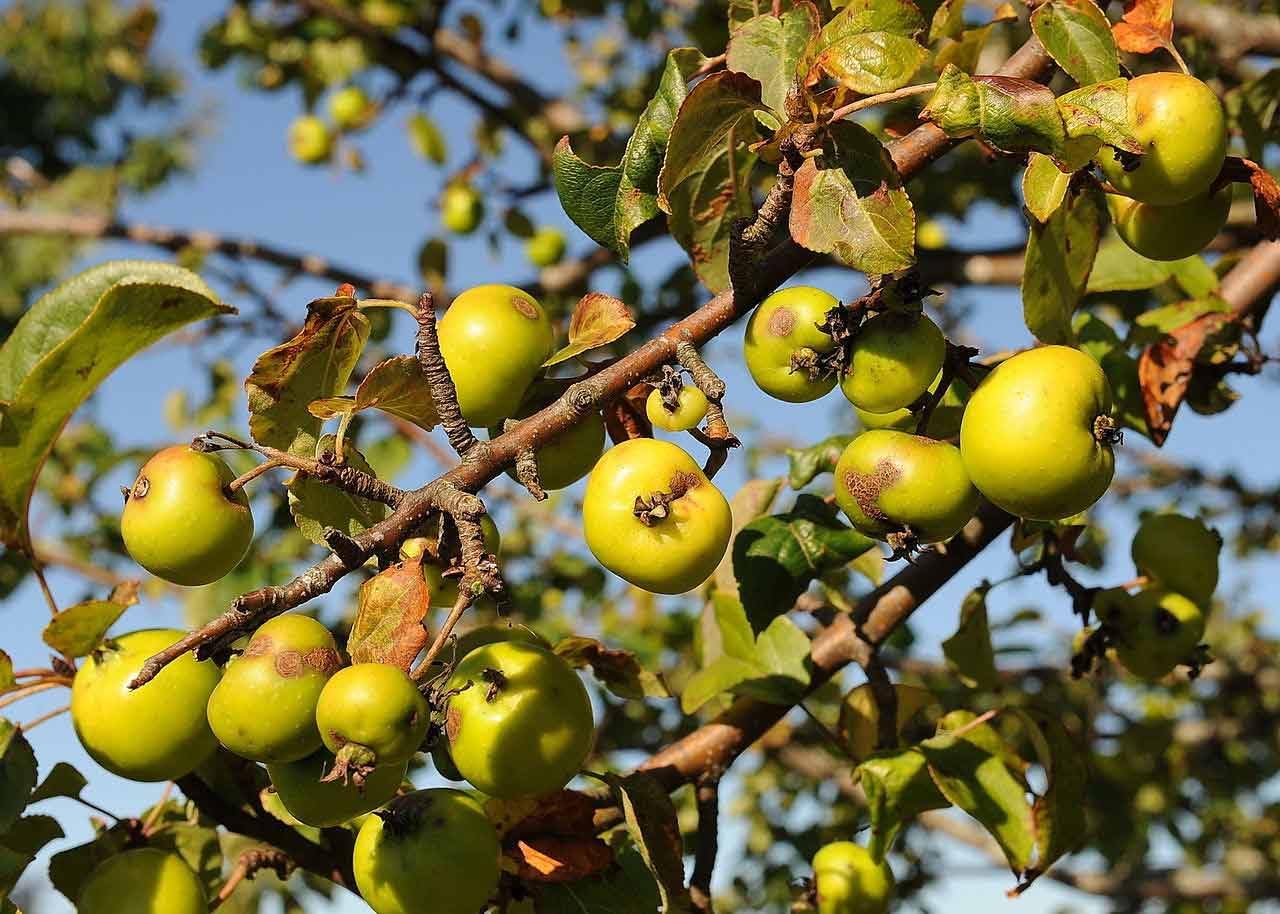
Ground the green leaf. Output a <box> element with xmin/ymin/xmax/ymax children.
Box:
<box><xmin>553</xmin><ymin>48</ymin><xmax>705</xmax><ymax>261</ymax></box>
<box><xmin>407</xmin><ymin>112</ymin><xmax>447</xmax><ymax>164</ymax></box>
<box><xmin>142</xmin><ymin>800</ymin><xmax>223</xmax><ymax>898</ymax></box>
<box><xmin>605</xmin><ymin>773</ymin><xmax>693</xmax><ymax>914</ymax></box>
<box><xmin>919</xmin><ymin>714</ymin><xmax>1035</xmax><ymax>875</ymax></box>
<box><xmin>839</xmin><ymin>682</ymin><xmax>936</xmax><ymax>761</ymax></box>
<box><xmin>1</xmin><ymin>814</ymin><xmax>63</xmax><ymax>858</ymax></box>
<box><xmin>0</xmin><ymin>723</ymin><xmax>36</xmax><ymax>834</ymax></box>
<box><xmin>554</xmin><ymin>637</ymin><xmax>671</xmax><ymax>700</ymax></box>
<box><xmin>658</xmin><ymin>71</ymin><xmax>764</xmax><ymax>212</ymax></box>
<box><xmin>49</xmin><ymin>822</ymin><xmax>132</xmax><ymax>905</ymax></box>
<box><xmin>726</xmin><ymin>3</ymin><xmax>821</xmax><ymax>113</ymax></box>
<box><xmin>1008</xmin><ymin>709</ymin><xmax>1089</xmax><ymax>887</ymax></box>
<box><xmin>287</xmin><ymin>435</ymin><xmax>387</xmax><ymax>546</ymax></box>
<box><xmin>245</xmin><ymin>294</ymin><xmax>370</xmax><ymax>457</ymax></box>
<box><xmin>1132</xmin><ymin>298</ymin><xmax>1233</xmax><ymax>338</ymax></box>
<box><xmin>810</xmin><ymin>0</ymin><xmax>929</xmax><ymax>95</ymax></box>
<box><xmin>348</xmin><ymin>554</ymin><xmax>430</xmax><ymax>670</ymax></box>
<box><xmin>682</xmin><ymin>594</ymin><xmax>811</xmax><ymax>713</ymax></box>
<box><xmin>941</xmin><ymin>587</ymin><xmax>999</xmax><ymax>689</ymax></box>
<box><xmin>928</xmin><ymin>0</ymin><xmax>966</xmax><ymax>42</ymax></box>
<box><xmin>41</xmin><ymin>582</ymin><xmax>139</xmax><ymax>658</ymax></box>
<box><xmin>785</xmin><ymin>435</ymin><xmax>855</xmax><ymax>489</ymax></box>
<box><xmin>1022</xmin><ymin>179</ymin><xmax>1105</xmax><ymax>344</ymax></box>
<box><xmin>1056</xmin><ymin>79</ymin><xmax>1143</xmax><ymax>157</ymax></box>
<box><xmin>1086</xmin><ymin>238</ymin><xmax>1218</xmax><ymax>296</ymax></box>
<box><xmin>922</xmin><ymin>65</ymin><xmax>1067</xmax><ymax>159</ymax></box>
<box><xmin>935</xmin><ymin>16</ymin><xmax>1012</xmax><ymax>74</ymax></box>
<box><xmin>0</xmin><ymin>654</ymin><xmax>14</xmax><ymax>697</ymax></box>
<box><xmin>0</xmin><ymin>261</ymin><xmax>230</xmax><ymax>549</ymax></box>
<box><xmin>534</xmin><ymin>848</ymin><xmax>662</xmax><ymax>914</ymax></box>
<box><xmin>0</xmin><ymin>845</ymin><xmax>30</xmax><ymax>899</ymax></box>
<box><xmin>1021</xmin><ymin>152</ymin><xmax>1071</xmax><ymax>223</ymax></box>
<box><xmin>713</xmin><ymin>478</ymin><xmax>783</xmax><ymax>596</ymax></box>
<box><xmin>789</xmin><ymin>123</ymin><xmax>915</xmax><ymax>276</ymax></box>
<box><xmin>1029</xmin><ymin>0</ymin><xmax>1119</xmax><ymax>87</ymax></box>
<box><xmin>29</xmin><ymin>762</ymin><xmax>86</xmax><ymax>803</ymax></box>
<box><xmin>859</xmin><ymin>748</ymin><xmax>950</xmax><ymax>859</ymax></box>
<box><xmin>732</xmin><ymin>495</ymin><xmax>875</xmax><ymax>632</ymax></box>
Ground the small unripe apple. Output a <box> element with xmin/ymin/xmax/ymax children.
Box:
<box><xmin>329</xmin><ymin>85</ymin><xmax>374</xmax><ymax>131</ymax></box>
<box><xmin>441</xmin><ymin>183</ymin><xmax>484</xmax><ymax>235</ymax></box>
<box><xmin>525</xmin><ymin>226</ymin><xmax>567</xmax><ymax>267</ymax></box>
<box><xmin>646</xmin><ymin>386</ymin><xmax>709</xmax><ymax>433</ymax></box>
<box><xmin>1097</xmin><ymin>73</ymin><xmax>1227</xmax><ymax>205</ymax></box>
<box><xmin>1131</xmin><ymin>512</ymin><xmax>1221</xmax><ymax>605</ymax></box>
<box><xmin>121</xmin><ymin>445</ymin><xmax>253</xmax><ymax>586</ymax></box>
<box><xmin>812</xmin><ymin>841</ymin><xmax>894</xmax><ymax>914</ymax></box>
<box><xmin>289</xmin><ymin>115</ymin><xmax>333</xmax><ymax>164</ymax></box>
<box><xmin>1109</xmin><ymin>187</ymin><xmax>1230</xmax><ymax>261</ymax></box>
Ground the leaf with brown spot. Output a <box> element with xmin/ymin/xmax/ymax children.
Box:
<box><xmin>1219</xmin><ymin>156</ymin><xmax>1280</xmax><ymax>241</ymax></box>
<box><xmin>508</xmin><ymin>836</ymin><xmax>615</xmax><ymax>883</ymax></box>
<box><xmin>246</xmin><ymin>295</ymin><xmax>370</xmax><ymax>457</ymax></box>
<box><xmin>486</xmin><ymin>790</ymin><xmax>599</xmax><ymax>841</ymax></box>
<box><xmin>347</xmin><ymin>552</ymin><xmax>430</xmax><ymax>670</ymax></box>
<box><xmin>1111</xmin><ymin>0</ymin><xmax>1173</xmax><ymax>55</ymax></box>
<box><xmin>544</xmin><ymin>294</ymin><xmax>636</xmax><ymax>367</ymax></box>
<box><xmin>1138</xmin><ymin>311</ymin><xmax>1234</xmax><ymax>446</ymax></box>
<box><xmin>553</xmin><ymin>636</ymin><xmax>671</xmax><ymax>700</ymax></box>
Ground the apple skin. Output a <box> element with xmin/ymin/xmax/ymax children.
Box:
<box><xmin>1109</xmin><ymin>187</ymin><xmax>1230</xmax><ymax>262</ymax></box>
<box><xmin>1097</xmin><ymin>73</ymin><xmax>1227</xmax><ymax>205</ymax></box>
<box><xmin>744</xmin><ymin>286</ymin><xmax>840</xmax><ymax>403</ymax></box>
<box><xmin>583</xmin><ymin>438</ymin><xmax>732</xmax><ymax>594</ymax></box>
<box><xmin>812</xmin><ymin>841</ymin><xmax>894</xmax><ymax>914</ymax></box>
<box><xmin>437</xmin><ymin>284</ymin><xmax>554</xmax><ymax>427</ymax></box>
<box><xmin>78</xmin><ymin>848</ymin><xmax>207</xmax><ymax>914</ymax></box>
<box><xmin>1131</xmin><ymin>512</ymin><xmax>1221</xmax><ymax>605</ymax></box>
<box><xmin>841</xmin><ymin>311</ymin><xmax>946</xmax><ymax>415</ymax></box>
<box><xmin>121</xmin><ymin>445</ymin><xmax>254</xmax><ymax>587</ymax></box>
<box><xmin>960</xmin><ymin>346</ymin><xmax>1115</xmax><ymax>521</ymax></box>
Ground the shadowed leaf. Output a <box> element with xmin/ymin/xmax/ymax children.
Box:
<box><xmin>554</xmin><ymin>636</ymin><xmax>671</xmax><ymax>700</ymax></box>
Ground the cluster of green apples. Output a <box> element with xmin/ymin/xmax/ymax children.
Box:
<box><xmin>1092</xmin><ymin>512</ymin><xmax>1222</xmax><ymax>681</ymax></box>
<box><xmin>287</xmin><ymin>85</ymin><xmax>377</xmax><ymax>165</ymax></box>
<box><xmin>71</xmin><ymin>611</ymin><xmax>594</xmax><ymax>914</ymax></box>
<box><xmin>744</xmin><ymin>286</ymin><xmax>1119</xmax><ymax>553</ymax></box>
<box><xmin>1101</xmin><ymin>73</ymin><xmax>1232</xmax><ymax>262</ymax></box>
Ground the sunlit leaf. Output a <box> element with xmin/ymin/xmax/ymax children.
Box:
<box><xmin>544</xmin><ymin>294</ymin><xmax>636</xmax><ymax>366</ymax></box>
<box><xmin>1030</xmin><ymin>0</ymin><xmax>1119</xmax><ymax>86</ymax></box>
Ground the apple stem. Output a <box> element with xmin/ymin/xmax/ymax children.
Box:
<box><xmin>676</xmin><ymin>339</ymin><xmax>740</xmax><ymax>478</ymax></box>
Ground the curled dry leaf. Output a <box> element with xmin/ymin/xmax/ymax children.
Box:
<box><xmin>485</xmin><ymin>790</ymin><xmax>599</xmax><ymax>841</ymax></box>
<box><xmin>544</xmin><ymin>293</ymin><xmax>636</xmax><ymax>367</ymax></box>
<box><xmin>1111</xmin><ymin>0</ymin><xmax>1174</xmax><ymax>55</ymax></box>
<box><xmin>1137</xmin><ymin>311</ymin><xmax>1233</xmax><ymax>446</ymax></box>
<box><xmin>603</xmin><ymin>382</ymin><xmax>654</xmax><ymax>444</ymax></box>
<box><xmin>1217</xmin><ymin>156</ymin><xmax>1280</xmax><ymax>241</ymax></box>
<box><xmin>346</xmin><ymin>550</ymin><xmax>431</xmax><ymax>670</ymax></box>
<box><xmin>507</xmin><ymin>836</ymin><xmax>615</xmax><ymax>883</ymax></box>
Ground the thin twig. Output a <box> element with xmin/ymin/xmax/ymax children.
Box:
<box><xmin>689</xmin><ymin>773</ymin><xmax>721</xmax><ymax>914</ymax></box>
<box><xmin>414</xmin><ymin>292</ymin><xmax>483</xmax><ymax>461</ymax></box>
<box><xmin>830</xmin><ymin>82</ymin><xmax>938</xmax><ymax>123</ymax></box>
<box><xmin>18</xmin><ymin>703</ymin><xmax>68</xmax><ymax>732</ymax></box>
<box><xmin>412</xmin><ymin>591</ymin><xmax>471</xmax><ymax>681</ymax></box>
<box><xmin>0</xmin><ymin>680</ymin><xmax>68</xmax><ymax>710</ymax></box>
<box><xmin>862</xmin><ymin>653</ymin><xmax>899</xmax><ymax>751</ymax></box>
<box><xmin>140</xmin><ymin>782</ymin><xmax>174</xmax><ymax>836</ymax></box>
<box><xmin>30</xmin><ymin>561</ymin><xmax>59</xmax><ymax>617</ymax></box>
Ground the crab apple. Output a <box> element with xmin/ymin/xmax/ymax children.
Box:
<box><xmin>646</xmin><ymin>385</ymin><xmax>709</xmax><ymax>433</ymax></box>
<box><xmin>1131</xmin><ymin>512</ymin><xmax>1222</xmax><ymax>605</ymax></box>
<box><xmin>744</xmin><ymin>286</ymin><xmax>840</xmax><ymax>402</ymax></box>
<box><xmin>329</xmin><ymin>85</ymin><xmax>373</xmax><ymax>131</ymax></box>
<box><xmin>960</xmin><ymin>346</ymin><xmax>1116</xmax><ymax>521</ymax></box>
<box><xmin>353</xmin><ymin>789</ymin><xmax>500</xmax><ymax>914</ymax></box>
<box><xmin>487</xmin><ymin>390</ymin><xmax>606</xmax><ymax>491</ymax></box>
<box><xmin>437</xmin><ymin>284</ymin><xmax>554</xmax><ymax>427</ymax></box>
<box><xmin>207</xmin><ymin>613</ymin><xmax>341</xmax><ymax>763</ymax></box>
<box><xmin>583</xmin><ymin>438</ymin><xmax>732</xmax><ymax>594</ymax></box>
<box><xmin>288</xmin><ymin>114</ymin><xmax>333</xmax><ymax>164</ymax></box>
<box><xmin>316</xmin><ymin>663</ymin><xmax>430</xmax><ymax>775</ymax></box>
<box><xmin>445</xmin><ymin>640</ymin><xmax>594</xmax><ymax>797</ymax></box>
<box><xmin>841</xmin><ymin>311</ymin><xmax>946</xmax><ymax>415</ymax></box>
<box><xmin>525</xmin><ymin>226</ymin><xmax>567</xmax><ymax>267</ymax></box>
<box><xmin>1109</xmin><ymin>187</ymin><xmax>1231</xmax><ymax>261</ymax></box>
<box><xmin>78</xmin><ymin>848</ymin><xmax>206</xmax><ymax>914</ymax></box>
<box><xmin>441</xmin><ymin>183</ymin><xmax>484</xmax><ymax>235</ymax></box>
<box><xmin>268</xmin><ymin>748</ymin><xmax>407</xmax><ymax>828</ymax></box>
<box><xmin>121</xmin><ymin>445</ymin><xmax>253</xmax><ymax>586</ymax></box>
<box><xmin>834</xmin><ymin>430</ymin><xmax>978</xmax><ymax>545</ymax></box>
<box><xmin>1104</xmin><ymin>589</ymin><xmax>1207</xmax><ymax>680</ymax></box>
<box><xmin>812</xmin><ymin>841</ymin><xmax>894</xmax><ymax>914</ymax></box>
<box><xmin>855</xmin><ymin>369</ymin><xmax>968</xmax><ymax>438</ymax></box>
<box><xmin>71</xmin><ymin>628</ymin><xmax>221</xmax><ymax>782</ymax></box>
<box><xmin>1097</xmin><ymin>73</ymin><xmax>1228</xmax><ymax>205</ymax></box>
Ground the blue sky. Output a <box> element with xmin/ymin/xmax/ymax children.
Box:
<box><xmin>5</xmin><ymin>4</ymin><xmax>1279</xmax><ymax>913</ymax></box>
